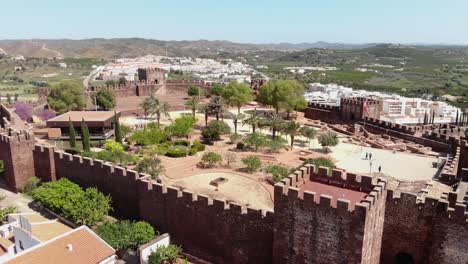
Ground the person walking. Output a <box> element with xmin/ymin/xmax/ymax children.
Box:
<box><xmin>365</xmin><ymin>153</ymin><xmax>368</xmax><ymax>160</ymax></box>
<box><xmin>378</xmin><ymin>165</ymin><xmax>382</xmax><ymax>173</ymax></box>
<box><xmin>369</xmin><ymin>153</ymin><xmax>373</xmax><ymax>160</ymax></box>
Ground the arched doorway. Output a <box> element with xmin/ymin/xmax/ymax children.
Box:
<box><xmin>395</xmin><ymin>252</ymin><xmax>414</xmax><ymax>264</ymax></box>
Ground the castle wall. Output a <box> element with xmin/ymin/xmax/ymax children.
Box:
<box><xmin>380</xmin><ymin>189</ymin><xmax>468</xmax><ymax>263</ymax></box>
<box><xmin>38</xmin><ymin>147</ymin><xmax>274</xmax><ymax>263</ymax></box>
<box><xmin>304</xmin><ymin>103</ymin><xmax>340</xmax><ymax>122</ymax></box>
<box><xmin>0</xmin><ymin>129</ymin><xmax>35</xmax><ymax>191</ymax></box>
<box><xmin>428</xmin><ymin>207</ymin><xmax>468</xmax><ymax>263</ymax></box>
<box><xmin>165</xmin><ymin>80</ymin><xmax>213</xmax><ymax>93</ymax></box>
<box><xmin>53</xmin><ymin>151</ymin><xmax>142</xmax><ymax>219</ymax></box>
<box><xmin>137</xmin><ymin>179</ymin><xmax>274</xmax><ymax>263</ymax></box>
<box><xmin>273</xmin><ymin>165</ymin><xmax>386</xmax><ymax>264</ymax></box>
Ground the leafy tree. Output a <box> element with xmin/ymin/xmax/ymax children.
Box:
<box><xmin>283</xmin><ymin>121</ymin><xmax>302</xmax><ymax>148</ymax></box>
<box><xmin>243</xmin><ymin>132</ymin><xmax>267</xmax><ymax>152</ymax></box>
<box><xmin>264</xmin><ymin>113</ymin><xmax>284</xmax><ymax>139</ymax></box>
<box><xmin>165</xmin><ymin>116</ymin><xmax>196</xmax><ymax>137</ymax></box>
<box><xmin>148</xmin><ymin>245</ymin><xmax>182</xmax><ymax>264</ymax></box>
<box><xmin>256</xmin><ymin>79</ymin><xmax>306</xmax><ymax>116</ymax></box>
<box><xmin>48</xmin><ymin>81</ymin><xmax>86</xmax><ymax>113</ymax></box>
<box><xmin>6</xmin><ymin>94</ymin><xmax>12</xmax><ymax>104</ymax></box>
<box><xmin>132</xmin><ymin>221</ymin><xmax>156</xmax><ymax>247</ymax></box>
<box><xmin>81</xmin><ymin>118</ymin><xmax>91</xmax><ymax>152</ymax></box>
<box><xmin>36</xmin><ymin>109</ymin><xmax>56</xmax><ymax>121</ymax></box>
<box><xmin>96</xmin><ymin>220</ymin><xmax>133</xmax><ymax>250</ymax></box>
<box><xmin>69</xmin><ymin>118</ymin><xmax>77</xmax><ymax>148</ymax></box>
<box><xmin>317</xmin><ymin>131</ymin><xmax>339</xmax><ymax>153</ymax></box>
<box><xmin>14</xmin><ymin>93</ymin><xmax>19</xmax><ymax>102</ymax></box>
<box><xmin>105</xmin><ymin>80</ymin><xmax>116</xmax><ymax>86</ymax></box>
<box><xmin>118</xmin><ymin>77</ymin><xmax>127</xmax><ymax>85</ymax></box>
<box><xmin>93</xmin><ymin>90</ymin><xmax>116</xmax><ymax>110</ymax></box>
<box><xmin>188</xmin><ymin>85</ymin><xmax>200</xmax><ymax>96</ymax></box>
<box><xmin>243</xmin><ymin>109</ymin><xmax>263</xmax><ymax>133</ymax></box>
<box><xmin>265</xmin><ymin>164</ymin><xmax>290</xmax><ymax>183</ymax></box>
<box><xmin>300</xmin><ymin>126</ymin><xmax>317</xmax><ymax>148</ymax></box>
<box><xmin>202</xmin><ymin>120</ymin><xmax>231</xmax><ymax>142</ymax></box>
<box><xmin>31</xmin><ymin>178</ymin><xmax>111</xmax><ymax>226</ymax></box>
<box><xmin>136</xmin><ymin>156</ymin><xmax>165</xmax><ymax>179</ymax></box>
<box><xmin>211</xmin><ymin>83</ymin><xmax>224</xmax><ymax>96</ymax></box>
<box><xmin>201</xmin><ymin>152</ymin><xmax>223</xmax><ymax>167</ymax></box>
<box><xmin>242</xmin><ymin>156</ymin><xmax>262</xmax><ymax>173</ymax></box>
<box><xmin>222</xmin><ymin>82</ymin><xmax>253</xmax><ymax>113</ymax></box>
<box><xmin>114</xmin><ymin>112</ymin><xmax>122</xmax><ymax>144</ymax></box>
<box><xmin>128</xmin><ymin>124</ymin><xmax>169</xmax><ymax>146</ymax></box>
<box><xmin>15</xmin><ymin>103</ymin><xmax>33</xmax><ymax>121</ymax></box>
<box><xmin>185</xmin><ymin>96</ymin><xmax>200</xmax><ymax>118</ymax></box>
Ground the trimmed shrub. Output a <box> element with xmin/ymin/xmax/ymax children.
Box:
<box><xmin>236</xmin><ymin>141</ymin><xmax>245</xmax><ymax>150</ymax></box>
<box><xmin>174</xmin><ymin>139</ymin><xmax>190</xmax><ymax>146</ymax></box>
<box><xmin>22</xmin><ymin>176</ymin><xmax>41</xmax><ymax>195</ymax></box>
<box><xmin>165</xmin><ymin>146</ymin><xmax>189</xmax><ymax>158</ymax></box>
<box><xmin>192</xmin><ymin>141</ymin><xmax>206</xmax><ymax>151</ymax></box>
<box><xmin>148</xmin><ymin>245</ymin><xmax>182</xmax><ymax>264</ymax></box>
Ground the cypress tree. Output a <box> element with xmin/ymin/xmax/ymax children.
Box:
<box><xmin>423</xmin><ymin>112</ymin><xmax>427</xmax><ymax>125</ymax></box>
<box><xmin>81</xmin><ymin>118</ymin><xmax>90</xmax><ymax>152</ymax></box>
<box><xmin>455</xmin><ymin>110</ymin><xmax>459</xmax><ymax>125</ymax></box>
<box><xmin>114</xmin><ymin>111</ymin><xmax>122</xmax><ymax>144</ymax></box>
<box><xmin>69</xmin><ymin>118</ymin><xmax>76</xmax><ymax>148</ymax></box>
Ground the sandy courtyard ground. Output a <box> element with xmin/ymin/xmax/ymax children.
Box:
<box><xmin>164</xmin><ymin>172</ymin><xmax>274</xmax><ymax>211</ymax></box>
<box><xmin>329</xmin><ymin>141</ymin><xmax>439</xmax><ymax>181</ymax></box>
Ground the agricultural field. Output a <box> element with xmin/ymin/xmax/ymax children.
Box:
<box><xmin>0</xmin><ymin>57</ymin><xmax>106</xmax><ymax>102</ymax></box>
<box><xmin>253</xmin><ymin>44</ymin><xmax>468</xmax><ymax>108</ymax></box>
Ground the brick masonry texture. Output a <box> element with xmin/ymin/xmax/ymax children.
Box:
<box><xmin>1</xmin><ymin>105</ymin><xmax>468</xmax><ymax>263</ymax></box>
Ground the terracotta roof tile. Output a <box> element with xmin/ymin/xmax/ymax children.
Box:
<box><xmin>7</xmin><ymin>226</ymin><xmax>115</xmax><ymax>264</ymax></box>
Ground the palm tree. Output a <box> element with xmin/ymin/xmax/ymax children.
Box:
<box><xmin>198</xmin><ymin>104</ymin><xmax>209</xmax><ymax>127</ymax></box>
<box><xmin>300</xmin><ymin>126</ymin><xmax>317</xmax><ymax>149</ymax></box>
<box><xmin>139</xmin><ymin>96</ymin><xmax>156</xmax><ymax>118</ymax></box>
<box><xmin>283</xmin><ymin>121</ymin><xmax>302</xmax><ymax>148</ymax></box>
<box><xmin>264</xmin><ymin>113</ymin><xmax>285</xmax><ymax>139</ymax></box>
<box><xmin>153</xmin><ymin>99</ymin><xmax>170</xmax><ymax>125</ymax></box>
<box><xmin>208</xmin><ymin>96</ymin><xmax>224</xmax><ymax>120</ymax></box>
<box><xmin>243</xmin><ymin>109</ymin><xmax>263</xmax><ymax>133</ymax></box>
<box><xmin>185</xmin><ymin>96</ymin><xmax>200</xmax><ymax>118</ymax></box>
<box><xmin>318</xmin><ymin>131</ymin><xmax>339</xmax><ymax>153</ymax></box>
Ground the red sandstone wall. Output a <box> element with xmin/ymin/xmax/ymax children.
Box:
<box><xmin>0</xmin><ymin>129</ymin><xmax>35</xmax><ymax>191</ymax></box>
<box><xmin>0</xmin><ymin>104</ymin><xmax>12</xmax><ymax>128</ymax></box>
<box><xmin>304</xmin><ymin>103</ymin><xmax>340</xmax><ymax>122</ymax></box>
<box><xmin>380</xmin><ymin>190</ymin><xmax>468</xmax><ymax>263</ymax></box>
<box><xmin>137</xmin><ymin>179</ymin><xmax>274</xmax><ymax>263</ymax></box>
<box><xmin>273</xmin><ymin>165</ymin><xmax>386</xmax><ymax>264</ymax></box>
<box><xmin>33</xmin><ymin>145</ymin><xmax>56</xmax><ymax>182</ymax></box>
<box><xmin>48</xmin><ymin>149</ymin><xmax>274</xmax><ymax>263</ymax></box>
<box><xmin>428</xmin><ymin>211</ymin><xmax>468</xmax><ymax>263</ymax></box>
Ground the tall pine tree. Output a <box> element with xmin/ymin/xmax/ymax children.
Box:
<box><xmin>114</xmin><ymin>111</ymin><xmax>122</xmax><ymax>144</ymax></box>
<box><xmin>68</xmin><ymin>118</ymin><xmax>76</xmax><ymax>148</ymax></box>
<box><xmin>81</xmin><ymin>118</ymin><xmax>91</xmax><ymax>152</ymax></box>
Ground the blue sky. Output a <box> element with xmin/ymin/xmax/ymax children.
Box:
<box><xmin>1</xmin><ymin>0</ymin><xmax>468</xmax><ymax>44</ymax></box>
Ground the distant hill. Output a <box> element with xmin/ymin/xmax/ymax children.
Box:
<box><xmin>0</xmin><ymin>39</ymin><xmax>384</xmax><ymax>59</ymax></box>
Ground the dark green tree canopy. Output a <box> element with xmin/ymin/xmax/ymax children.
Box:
<box><xmin>48</xmin><ymin>81</ymin><xmax>86</xmax><ymax>114</ymax></box>
<box><xmin>93</xmin><ymin>90</ymin><xmax>116</xmax><ymax>110</ymax></box>
<box><xmin>222</xmin><ymin>82</ymin><xmax>253</xmax><ymax>113</ymax></box>
<box><xmin>256</xmin><ymin>79</ymin><xmax>306</xmax><ymax>114</ymax></box>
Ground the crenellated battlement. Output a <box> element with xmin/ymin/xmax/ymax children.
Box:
<box><xmin>137</xmin><ymin>178</ymin><xmax>273</xmax><ymax>220</ymax></box>
<box><xmin>274</xmin><ymin>164</ymin><xmax>386</xmax><ymax>215</ymax></box>
<box><xmin>0</xmin><ymin>127</ymin><xmax>34</xmax><ymax>145</ymax></box>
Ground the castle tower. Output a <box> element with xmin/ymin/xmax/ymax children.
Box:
<box><xmin>273</xmin><ymin>165</ymin><xmax>387</xmax><ymax>264</ymax></box>
<box><xmin>137</xmin><ymin>68</ymin><xmax>167</xmax><ymax>84</ymax></box>
<box><xmin>0</xmin><ymin>128</ymin><xmax>35</xmax><ymax>191</ymax></box>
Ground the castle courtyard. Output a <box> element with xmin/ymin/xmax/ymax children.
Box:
<box><xmin>329</xmin><ymin>141</ymin><xmax>439</xmax><ymax>181</ymax></box>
